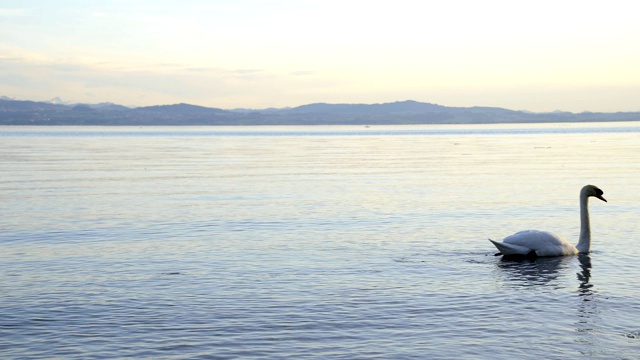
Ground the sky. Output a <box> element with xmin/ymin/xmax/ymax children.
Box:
<box><xmin>1</xmin><ymin>0</ymin><xmax>639</xmax><ymax>112</ymax></box>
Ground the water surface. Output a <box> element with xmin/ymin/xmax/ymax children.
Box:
<box><xmin>1</xmin><ymin>123</ymin><xmax>640</xmax><ymax>359</ymax></box>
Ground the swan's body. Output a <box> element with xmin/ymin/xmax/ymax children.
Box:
<box><xmin>490</xmin><ymin>185</ymin><xmax>606</xmax><ymax>257</ymax></box>
<box><xmin>490</xmin><ymin>230</ymin><xmax>580</xmax><ymax>257</ymax></box>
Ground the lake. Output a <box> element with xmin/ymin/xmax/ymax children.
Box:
<box><xmin>1</xmin><ymin>122</ymin><xmax>640</xmax><ymax>359</ymax></box>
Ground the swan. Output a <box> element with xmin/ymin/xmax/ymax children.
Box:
<box><xmin>490</xmin><ymin>185</ymin><xmax>606</xmax><ymax>257</ymax></box>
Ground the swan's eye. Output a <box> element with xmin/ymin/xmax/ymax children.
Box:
<box><xmin>595</xmin><ymin>188</ymin><xmax>603</xmax><ymax>196</ymax></box>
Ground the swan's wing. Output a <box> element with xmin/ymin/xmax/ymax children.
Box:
<box><xmin>503</xmin><ymin>230</ymin><xmax>565</xmax><ymax>247</ymax></box>
<box><xmin>500</xmin><ymin>230</ymin><xmax>577</xmax><ymax>256</ymax></box>
<box><xmin>489</xmin><ymin>239</ymin><xmax>533</xmax><ymax>256</ymax></box>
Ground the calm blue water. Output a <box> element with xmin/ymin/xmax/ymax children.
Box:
<box><xmin>1</xmin><ymin>122</ymin><xmax>640</xmax><ymax>359</ymax></box>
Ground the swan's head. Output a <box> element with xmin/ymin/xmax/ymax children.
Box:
<box><xmin>583</xmin><ymin>184</ymin><xmax>607</xmax><ymax>202</ymax></box>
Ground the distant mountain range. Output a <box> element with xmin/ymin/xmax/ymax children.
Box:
<box><xmin>1</xmin><ymin>97</ymin><xmax>639</xmax><ymax>125</ymax></box>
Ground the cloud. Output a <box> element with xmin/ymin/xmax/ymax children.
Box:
<box><xmin>0</xmin><ymin>8</ymin><xmax>30</xmax><ymax>17</ymax></box>
<box><xmin>0</xmin><ymin>51</ymin><xmax>283</xmax><ymax>106</ymax></box>
<box><xmin>231</xmin><ymin>69</ymin><xmax>263</xmax><ymax>75</ymax></box>
<box><xmin>291</xmin><ymin>71</ymin><xmax>316</xmax><ymax>76</ymax></box>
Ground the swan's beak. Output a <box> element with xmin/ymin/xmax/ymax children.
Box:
<box><xmin>596</xmin><ymin>194</ymin><xmax>607</xmax><ymax>202</ymax></box>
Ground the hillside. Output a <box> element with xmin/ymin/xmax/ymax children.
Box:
<box><xmin>1</xmin><ymin>98</ymin><xmax>638</xmax><ymax>125</ymax></box>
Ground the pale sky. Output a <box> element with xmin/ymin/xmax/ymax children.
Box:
<box><xmin>1</xmin><ymin>0</ymin><xmax>639</xmax><ymax>112</ymax></box>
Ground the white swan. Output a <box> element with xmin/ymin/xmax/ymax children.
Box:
<box><xmin>490</xmin><ymin>185</ymin><xmax>606</xmax><ymax>257</ymax></box>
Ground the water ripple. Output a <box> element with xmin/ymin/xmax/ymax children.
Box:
<box><xmin>2</xmin><ymin>124</ymin><xmax>640</xmax><ymax>359</ymax></box>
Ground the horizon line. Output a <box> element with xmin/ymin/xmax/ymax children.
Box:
<box><xmin>3</xmin><ymin>95</ymin><xmax>637</xmax><ymax>115</ymax></box>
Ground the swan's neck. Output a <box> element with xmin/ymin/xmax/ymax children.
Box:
<box><xmin>576</xmin><ymin>193</ymin><xmax>591</xmax><ymax>253</ymax></box>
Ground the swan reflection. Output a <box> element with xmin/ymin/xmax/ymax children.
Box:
<box><xmin>495</xmin><ymin>254</ymin><xmax>594</xmax><ymax>290</ymax></box>
<box><xmin>495</xmin><ymin>254</ymin><xmax>602</xmax><ymax>353</ymax></box>
<box><xmin>576</xmin><ymin>254</ymin><xmax>593</xmax><ymax>291</ymax></box>
<box><xmin>496</xmin><ymin>256</ymin><xmax>573</xmax><ymax>286</ymax></box>
<box><xmin>574</xmin><ymin>254</ymin><xmax>602</xmax><ymax>355</ymax></box>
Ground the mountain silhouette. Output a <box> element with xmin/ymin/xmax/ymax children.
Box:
<box><xmin>0</xmin><ymin>97</ymin><xmax>638</xmax><ymax>125</ymax></box>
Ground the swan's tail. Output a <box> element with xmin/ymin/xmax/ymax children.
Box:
<box><xmin>489</xmin><ymin>239</ymin><xmax>535</xmax><ymax>256</ymax></box>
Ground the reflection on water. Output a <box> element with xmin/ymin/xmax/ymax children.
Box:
<box><xmin>496</xmin><ymin>256</ymin><xmax>572</xmax><ymax>286</ymax></box>
<box><xmin>497</xmin><ymin>254</ymin><xmax>607</xmax><ymax>356</ymax></box>
<box><xmin>574</xmin><ymin>254</ymin><xmax>601</xmax><ymax>356</ymax></box>
<box><xmin>495</xmin><ymin>254</ymin><xmax>594</xmax><ymax>291</ymax></box>
<box><xmin>577</xmin><ymin>254</ymin><xmax>593</xmax><ymax>292</ymax></box>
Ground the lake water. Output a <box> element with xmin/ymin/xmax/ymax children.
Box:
<box><xmin>1</xmin><ymin>122</ymin><xmax>640</xmax><ymax>359</ymax></box>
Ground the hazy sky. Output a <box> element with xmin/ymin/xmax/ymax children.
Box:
<box><xmin>1</xmin><ymin>0</ymin><xmax>639</xmax><ymax>111</ymax></box>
